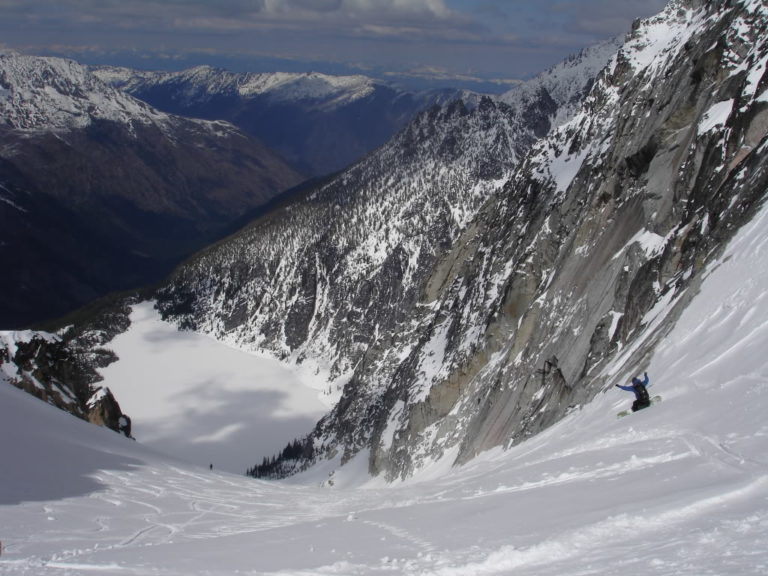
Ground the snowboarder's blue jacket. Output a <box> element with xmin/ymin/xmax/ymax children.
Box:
<box><xmin>617</xmin><ymin>372</ymin><xmax>650</xmax><ymax>394</ymax></box>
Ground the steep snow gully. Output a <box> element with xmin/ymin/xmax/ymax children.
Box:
<box><xmin>1</xmin><ymin>180</ymin><xmax>767</xmax><ymax>575</ymax></box>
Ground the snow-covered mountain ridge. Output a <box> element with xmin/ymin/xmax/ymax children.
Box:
<box><xmin>97</xmin><ymin>65</ymin><xmax>378</xmax><ymax>108</ymax></box>
<box><xmin>1</xmin><ymin>50</ymin><xmax>173</xmax><ymax>133</ymax></box>
<box><xmin>0</xmin><ymin>51</ymin><xmax>302</xmax><ymax>327</ymax></box>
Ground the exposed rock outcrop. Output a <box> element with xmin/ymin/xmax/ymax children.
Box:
<box><xmin>0</xmin><ymin>320</ymin><xmax>131</xmax><ymax>435</ymax></box>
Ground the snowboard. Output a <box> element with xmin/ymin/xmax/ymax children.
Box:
<box><xmin>617</xmin><ymin>395</ymin><xmax>662</xmax><ymax>419</ymax></box>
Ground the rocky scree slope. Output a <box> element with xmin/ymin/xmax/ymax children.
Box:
<box><xmin>95</xmin><ymin>66</ymin><xmax>462</xmax><ymax>176</ymax></box>
<box><xmin>151</xmin><ymin>45</ymin><xmax>619</xmax><ymax>471</ymax></box>
<box><xmin>0</xmin><ymin>52</ymin><xmax>302</xmax><ymax>327</ymax></box>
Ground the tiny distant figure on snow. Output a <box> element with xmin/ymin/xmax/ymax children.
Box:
<box><xmin>209</xmin><ymin>463</ymin><xmax>213</xmax><ymax>471</ymax></box>
<box><xmin>616</xmin><ymin>372</ymin><xmax>651</xmax><ymax>413</ymax></box>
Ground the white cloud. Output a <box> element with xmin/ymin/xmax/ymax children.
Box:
<box><xmin>258</xmin><ymin>0</ymin><xmax>453</xmax><ymax>18</ymax></box>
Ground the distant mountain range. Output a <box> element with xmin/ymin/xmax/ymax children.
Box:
<box><xmin>94</xmin><ymin>66</ymin><xmax>464</xmax><ymax>176</ymax></box>
<box><xmin>0</xmin><ymin>51</ymin><xmax>302</xmax><ymax>327</ymax></box>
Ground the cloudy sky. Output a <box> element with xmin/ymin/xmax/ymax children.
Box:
<box><xmin>0</xmin><ymin>0</ymin><xmax>668</xmax><ymax>90</ymax></box>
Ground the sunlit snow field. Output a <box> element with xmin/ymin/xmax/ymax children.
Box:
<box><xmin>98</xmin><ymin>302</ymin><xmax>330</xmax><ymax>474</ymax></box>
<box><xmin>1</xmin><ymin>203</ymin><xmax>767</xmax><ymax>574</ymax></box>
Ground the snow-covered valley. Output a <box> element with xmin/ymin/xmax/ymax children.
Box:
<box><xmin>1</xmin><ymin>191</ymin><xmax>766</xmax><ymax>575</ymax></box>
<box><xmin>97</xmin><ymin>302</ymin><xmax>330</xmax><ymax>475</ymax></box>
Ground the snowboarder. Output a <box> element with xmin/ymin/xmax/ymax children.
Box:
<box><xmin>616</xmin><ymin>372</ymin><xmax>651</xmax><ymax>412</ymax></box>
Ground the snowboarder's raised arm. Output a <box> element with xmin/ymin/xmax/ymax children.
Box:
<box><xmin>643</xmin><ymin>372</ymin><xmax>649</xmax><ymax>386</ymax></box>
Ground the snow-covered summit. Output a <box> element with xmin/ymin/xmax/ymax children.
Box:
<box><xmin>0</xmin><ymin>51</ymin><xmax>169</xmax><ymax>131</ymax></box>
<box><xmin>238</xmin><ymin>70</ymin><xmax>376</xmax><ymax>104</ymax></box>
<box><xmin>500</xmin><ymin>37</ymin><xmax>623</xmax><ymax>127</ymax></box>
<box><xmin>96</xmin><ymin>65</ymin><xmax>379</xmax><ymax>108</ymax></box>
<box><xmin>618</xmin><ymin>0</ymin><xmax>768</xmax><ymax>108</ymax></box>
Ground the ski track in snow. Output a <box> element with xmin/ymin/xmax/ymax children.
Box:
<box><xmin>2</xmin><ymin>192</ymin><xmax>768</xmax><ymax>574</ymax></box>
<box><xmin>1</xmin><ymin>396</ymin><xmax>766</xmax><ymax>576</ymax></box>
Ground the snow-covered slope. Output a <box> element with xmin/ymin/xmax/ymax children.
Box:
<box><xmin>1</xmin><ymin>191</ymin><xmax>766</xmax><ymax>574</ymax></box>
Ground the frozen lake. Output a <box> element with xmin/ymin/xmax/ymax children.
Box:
<box><xmin>99</xmin><ymin>302</ymin><xmax>329</xmax><ymax>474</ymax></box>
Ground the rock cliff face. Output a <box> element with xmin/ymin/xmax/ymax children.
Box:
<box><xmin>0</xmin><ymin>304</ymin><xmax>133</xmax><ymax>435</ymax></box>
<box><xmin>0</xmin><ymin>51</ymin><xmax>302</xmax><ymax>327</ymax></box>
<box><xmin>340</xmin><ymin>0</ymin><xmax>768</xmax><ymax>479</ymax></box>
